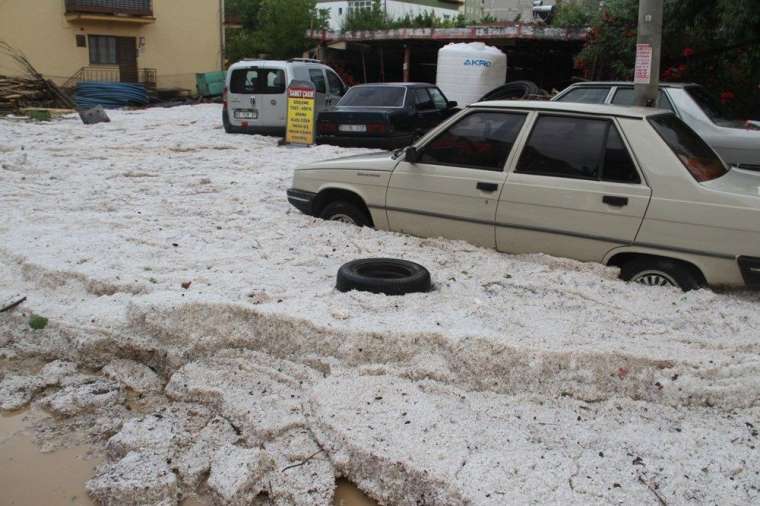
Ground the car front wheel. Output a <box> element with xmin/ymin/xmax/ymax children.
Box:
<box><xmin>319</xmin><ymin>201</ymin><xmax>371</xmax><ymax>227</ymax></box>
<box><xmin>620</xmin><ymin>258</ymin><xmax>703</xmax><ymax>291</ymax></box>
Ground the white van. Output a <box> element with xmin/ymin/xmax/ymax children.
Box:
<box><xmin>223</xmin><ymin>58</ymin><xmax>346</xmax><ymax>136</ymax></box>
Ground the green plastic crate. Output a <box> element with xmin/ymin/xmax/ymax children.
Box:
<box><xmin>28</xmin><ymin>109</ymin><xmax>51</xmax><ymax>121</ymax></box>
<box><xmin>196</xmin><ymin>71</ymin><xmax>226</xmax><ymax>97</ymax></box>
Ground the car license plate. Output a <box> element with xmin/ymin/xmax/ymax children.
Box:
<box><xmin>338</xmin><ymin>124</ymin><xmax>367</xmax><ymax>133</ymax></box>
<box><xmin>235</xmin><ymin>110</ymin><xmax>258</xmax><ymax>120</ymax></box>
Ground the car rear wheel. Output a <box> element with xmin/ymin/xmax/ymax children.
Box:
<box><xmin>320</xmin><ymin>201</ymin><xmax>371</xmax><ymax>227</ymax></box>
<box><xmin>620</xmin><ymin>258</ymin><xmax>703</xmax><ymax>291</ymax></box>
<box><xmin>222</xmin><ymin>110</ymin><xmax>235</xmax><ymax>134</ymax></box>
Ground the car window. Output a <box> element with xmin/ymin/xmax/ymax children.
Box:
<box><xmin>649</xmin><ymin>114</ymin><xmax>728</xmax><ymax>182</ymax></box>
<box><xmin>428</xmin><ymin>88</ymin><xmax>448</xmax><ymax>110</ymax></box>
<box><xmin>229</xmin><ymin>68</ymin><xmax>285</xmax><ymax>94</ymax></box>
<box><xmin>414</xmin><ymin>89</ymin><xmax>434</xmax><ymax>110</ymax></box>
<box><xmin>338</xmin><ymin>86</ymin><xmax>406</xmax><ymax>107</ymax></box>
<box><xmin>603</xmin><ymin>125</ymin><xmax>640</xmax><ymax>183</ymax></box>
<box><xmin>326</xmin><ymin>70</ymin><xmax>344</xmax><ymax>95</ymax></box>
<box><xmin>309</xmin><ymin>69</ymin><xmax>326</xmax><ymax>94</ymax></box>
<box><xmin>612</xmin><ymin>88</ymin><xmax>673</xmax><ymax>111</ymax></box>
<box><xmin>555</xmin><ymin>87</ymin><xmax>611</xmax><ymax>104</ymax></box>
<box><xmin>517</xmin><ymin>115</ymin><xmax>608</xmax><ymax>180</ymax></box>
<box><xmin>419</xmin><ymin>111</ymin><xmax>527</xmax><ymax>171</ymax></box>
<box><xmin>516</xmin><ymin>115</ymin><xmax>640</xmax><ymax>183</ymax></box>
<box><xmin>685</xmin><ymin>85</ymin><xmax>736</xmax><ymax>122</ymax></box>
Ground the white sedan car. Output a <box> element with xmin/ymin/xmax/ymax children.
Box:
<box><xmin>552</xmin><ymin>82</ymin><xmax>760</xmax><ymax>171</ymax></box>
<box><xmin>287</xmin><ymin>101</ymin><xmax>760</xmax><ymax>291</ymax></box>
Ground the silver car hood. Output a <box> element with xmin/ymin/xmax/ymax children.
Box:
<box><xmin>708</xmin><ymin>123</ymin><xmax>760</xmax><ymax>149</ymax></box>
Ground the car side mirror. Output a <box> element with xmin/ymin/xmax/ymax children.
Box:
<box><xmin>405</xmin><ymin>146</ymin><xmax>420</xmax><ymax>164</ymax></box>
<box><xmin>447</xmin><ymin>101</ymin><xmax>458</xmax><ymax>109</ymax></box>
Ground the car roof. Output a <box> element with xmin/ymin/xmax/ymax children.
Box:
<box><xmin>351</xmin><ymin>82</ymin><xmax>433</xmax><ymax>88</ymax></box>
<box><xmin>469</xmin><ymin>100</ymin><xmax>670</xmax><ymax>118</ymax></box>
<box><xmin>563</xmin><ymin>81</ymin><xmax>698</xmax><ymax>89</ymax></box>
<box><xmin>227</xmin><ymin>59</ymin><xmax>324</xmax><ymax>70</ymax></box>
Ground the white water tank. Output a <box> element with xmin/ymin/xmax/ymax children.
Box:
<box><xmin>435</xmin><ymin>42</ymin><xmax>507</xmax><ymax>106</ymax></box>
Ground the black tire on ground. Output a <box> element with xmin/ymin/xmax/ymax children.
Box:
<box><xmin>222</xmin><ymin>109</ymin><xmax>235</xmax><ymax>134</ymax></box>
<box><xmin>320</xmin><ymin>201</ymin><xmax>371</xmax><ymax>227</ymax></box>
<box><xmin>336</xmin><ymin>258</ymin><xmax>432</xmax><ymax>295</ymax></box>
<box><xmin>620</xmin><ymin>257</ymin><xmax>703</xmax><ymax>291</ymax></box>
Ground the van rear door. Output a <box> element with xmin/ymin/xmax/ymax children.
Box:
<box><xmin>227</xmin><ymin>66</ymin><xmax>287</xmax><ymax>128</ymax></box>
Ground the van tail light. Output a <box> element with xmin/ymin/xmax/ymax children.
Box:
<box><xmin>223</xmin><ymin>87</ymin><xmax>228</xmax><ymax>109</ymax></box>
<box><xmin>367</xmin><ymin>123</ymin><xmax>386</xmax><ymax>135</ymax></box>
<box><xmin>319</xmin><ymin>121</ymin><xmax>338</xmax><ymax>134</ymax></box>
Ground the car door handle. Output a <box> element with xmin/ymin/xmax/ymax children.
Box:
<box><xmin>477</xmin><ymin>182</ymin><xmax>499</xmax><ymax>192</ymax></box>
<box><xmin>602</xmin><ymin>195</ymin><xmax>628</xmax><ymax>207</ymax></box>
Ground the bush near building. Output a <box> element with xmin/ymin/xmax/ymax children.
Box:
<box><xmin>340</xmin><ymin>0</ymin><xmax>496</xmax><ymax>32</ymax></box>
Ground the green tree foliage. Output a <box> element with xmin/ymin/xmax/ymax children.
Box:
<box><xmin>341</xmin><ymin>0</ymin><xmax>388</xmax><ymax>31</ymax></box>
<box><xmin>554</xmin><ymin>0</ymin><xmax>760</xmax><ymax>117</ymax></box>
<box><xmin>551</xmin><ymin>0</ymin><xmax>596</xmax><ymax>27</ymax></box>
<box><xmin>340</xmin><ymin>0</ymin><xmax>486</xmax><ymax>32</ymax></box>
<box><xmin>225</xmin><ymin>0</ymin><xmax>263</xmax><ymax>30</ymax></box>
<box><xmin>225</xmin><ymin>0</ymin><xmax>329</xmax><ymax>62</ymax></box>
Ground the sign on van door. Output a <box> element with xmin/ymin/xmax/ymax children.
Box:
<box><xmin>285</xmin><ymin>81</ymin><xmax>316</xmax><ymax>145</ymax></box>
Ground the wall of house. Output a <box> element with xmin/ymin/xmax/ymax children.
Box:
<box><xmin>0</xmin><ymin>0</ymin><xmax>222</xmax><ymax>91</ymax></box>
<box><xmin>318</xmin><ymin>1</ymin><xmax>350</xmax><ymax>31</ymax></box>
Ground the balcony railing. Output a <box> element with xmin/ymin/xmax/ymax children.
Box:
<box><xmin>63</xmin><ymin>66</ymin><xmax>158</xmax><ymax>90</ymax></box>
<box><xmin>65</xmin><ymin>0</ymin><xmax>153</xmax><ymax>17</ymax></box>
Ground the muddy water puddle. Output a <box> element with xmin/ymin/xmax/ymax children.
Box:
<box><xmin>334</xmin><ymin>479</ymin><xmax>379</xmax><ymax>506</ymax></box>
<box><xmin>0</xmin><ymin>410</ymin><xmax>100</xmax><ymax>505</ymax></box>
<box><xmin>0</xmin><ymin>410</ymin><xmax>378</xmax><ymax>506</ymax></box>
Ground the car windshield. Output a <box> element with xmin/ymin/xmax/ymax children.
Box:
<box><xmin>338</xmin><ymin>86</ymin><xmax>405</xmax><ymax>107</ymax></box>
<box><xmin>648</xmin><ymin>113</ymin><xmax>728</xmax><ymax>182</ymax></box>
<box><xmin>685</xmin><ymin>86</ymin><xmax>736</xmax><ymax>123</ymax></box>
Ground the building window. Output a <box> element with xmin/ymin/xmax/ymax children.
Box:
<box><xmin>348</xmin><ymin>0</ymin><xmax>372</xmax><ymax>14</ymax></box>
<box><xmin>76</xmin><ymin>34</ymin><xmax>87</xmax><ymax>47</ymax></box>
<box><xmin>88</xmin><ymin>35</ymin><xmax>117</xmax><ymax>65</ymax></box>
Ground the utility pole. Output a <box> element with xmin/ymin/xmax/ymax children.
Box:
<box><xmin>633</xmin><ymin>0</ymin><xmax>664</xmax><ymax>107</ymax></box>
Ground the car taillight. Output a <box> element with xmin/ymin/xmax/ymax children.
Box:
<box><xmin>223</xmin><ymin>87</ymin><xmax>228</xmax><ymax>108</ymax></box>
<box><xmin>319</xmin><ymin>122</ymin><xmax>338</xmax><ymax>134</ymax></box>
<box><xmin>678</xmin><ymin>154</ymin><xmax>727</xmax><ymax>182</ymax></box>
<box><xmin>367</xmin><ymin>123</ymin><xmax>386</xmax><ymax>134</ymax></box>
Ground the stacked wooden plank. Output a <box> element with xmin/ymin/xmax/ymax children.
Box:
<box><xmin>0</xmin><ymin>75</ymin><xmax>65</xmax><ymax>112</ymax></box>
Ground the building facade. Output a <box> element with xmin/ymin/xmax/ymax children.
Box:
<box><xmin>0</xmin><ymin>0</ymin><xmax>224</xmax><ymax>91</ymax></box>
<box><xmin>318</xmin><ymin>0</ymin><xmax>463</xmax><ymax>32</ymax></box>
<box><xmin>464</xmin><ymin>0</ymin><xmax>555</xmax><ymax>22</ymax></box>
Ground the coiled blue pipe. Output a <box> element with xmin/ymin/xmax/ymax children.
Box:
<box><xmin>75</xmin><ymin>82</ymin><xmax>149</xmax><ymax>109</ymax></box>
